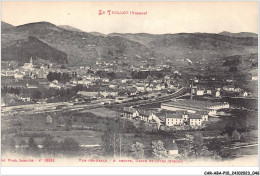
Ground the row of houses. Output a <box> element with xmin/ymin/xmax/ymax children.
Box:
<box><xmin>191</xmin><ymin>86</ymin><xmax>221</xmax><ymax>97</ymax></box>
<box><xmin>122</xmin><ymin>107</ymin><xmax>209</xmax><ymax>128</ymax></box>
<box><xmin>192</xmin><ymin>84</ymin><xmax>249</xmax><ymax>97</ymax></box>
<box><xmin>223</xmin><ymin>85</ymin><xmax>249</xmax><ymax>97</ymax></box>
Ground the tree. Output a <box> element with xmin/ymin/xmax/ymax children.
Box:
<box><xmin>151</xmin><ymin>140</ymin><xmax>168</xmax><ymax>159</ymax></box>
<box><xmin>231</xmin><ymin>130</ymin><xmax>241</xmax><ymax>141</ymax></box>
<box><xmin>138</xmin><ymin>121</ymin><xmax>147</xmax><ymax>134</ymax></box>
<box><xmin>7</xmin><ymin>138</ymin><xmax>16</xmax><ymax>152</ymax></box>
<box><xmin>131</xmin><ymin>142</ymin><xmax>145</xmax><ymax>159</ymax></box>
<box><xmin>118</xmin><ymin>134</ymin><xmax>125</xmax><ymax>159</ymax></box>
<box><xmin>32</xmin><ymin>90</ymin><xmax>41</xmax><ymax>100</ymax></box>
<box><xmin>123</xmin><ymin>120</ymin><xmax>136</xmax><ymax>133</ymax></box>
<box><xmin>13</xmin><ymin>117</ymin><xmax>22</xmax><ymax>126</ymax></box>
<box><xmin>223</xmin><ymin>124</ymin><xmax>235</xmax><ymax>136</ymax></box>
<box><xmin>199</xmin><ymin>146</ymin><xmax>213</xmax><ymax>157</ymax></box>
<box><xmin>108</xmin><ymin>50</ymin><xmax>114</xmax><ymax>56</ymax></box>
<box><xmin>66</xmin><ymin>118</ymin><xmax>73</xmax><ymax>131</ymax></box>
<box><xmin>180</xmin><ymin>134</ymin><xmax>194</xmax><ymax>157</ymax></box>
<box><xmin>240</xmin><ymin>133</ymin><xmax>247</xmax><ymax>141</ymax></box>
<box><xmin>192</xmin><ymin>132</ymin><xmax>204</xmax><ymax>155</ymax></box>
<box><xmin>207</xmin><ymin>137</ymin><xmax>223</xmax><ymax>156</ymax></box>
<box><xmin>180</xmin><ymin>133</ymin><xmax>209</xmax><ymax>158</ymax></box>
<box><xmin>46</xmin><ymin>115</ymin><xmax>52</xmax><ymax>124</ymax></box>
<box><xmin>20</xmin><ymin>140</ymin><xmax>27</xmax><ymax>147</ymax></box>
<box><xmin>60</xmin><ymin>137</ymin><xmax>79</xmax><ymax>151</ymax></box>
<box><xmin>58</xmin><ymin>116</ymin><xmax>65</xmax><ymax>126</ymax></box>
<box><xmin>43</xmin><ymin>136</ymin><xmax>60</xmax><ymax>156</ymax></box>
<box><xmin>101</xmin><ymin>127</ymin><xmax>118</xmax><ymax>157</ymax></box>
<box><xmin>28</xmin><ymin>137</ymin><xmax>38</xmax><ymax>150</ymax></box>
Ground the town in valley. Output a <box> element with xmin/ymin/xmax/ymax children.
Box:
<box><xmin>1</xmin><ymin>20</ymin><xmax>258</xmax><ymax>163</ymax></box>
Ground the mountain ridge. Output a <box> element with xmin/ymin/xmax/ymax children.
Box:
<box><xmin>1</xmin><ymin>21</ymin><xmax>258</xmax><ymax>67</ymax></box>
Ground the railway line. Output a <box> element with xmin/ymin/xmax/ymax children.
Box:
<box><xmin>1</xmin><ymin>87</ymin><xmax>189</xmax><ymax>116</ymax></box>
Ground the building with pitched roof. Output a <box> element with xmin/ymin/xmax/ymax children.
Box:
<box><xmin>122</xmin><ymin>107</ymin><xmax>139</xmax><ymax>120</ymax></box>
<box><xmin>161</xmin><ymin>99</ymin><xmax>229</xmax><ymax>115</ymax></box>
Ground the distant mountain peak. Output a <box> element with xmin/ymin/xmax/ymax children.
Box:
<box><xmin>1</xmin><ymin>21</ymin><xmax>14</xmax><ymax>31</ymax></box>
<box><xmin>218</xmin><ymin>31</ymin><xmax>257</xmax><ymax>38</ymax></box>
<box><xmin>89</xmin><ymin>32</ymin><xmax>106</xmax><ymax>36</ymax></box>
<box><xmin>16</xmin><ymin>21</ymin><xmax>57</xmax><ymax>28</ymax></box>
<box><xmin>59</xmin><ymin>25</ymin><xmax>83</xmax><ymax>32</ymax></box>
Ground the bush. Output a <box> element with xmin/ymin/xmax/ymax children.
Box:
<box><xmin>28</xmin><ymin>137</ymin><xmax>38</xmax><ymax>149</ymax></box>
<box><xmin>46</xmin><ymin>115</ymin><xmax>52</xmax><ymax>124</ymax></box>
<box><xmin>60</xmin><ymin>138</ymin><xmax>79</xmax><ymax>151</ymax></box>
<box><xmin>131</xmin><ymin>142</ymin><xmax>145</xmax><ymax>159</ymax></box>
<box><xmin>151</xmin><ymin>140</ymin><xmax>168</xmax><ymax>159</ymax></box>
<box><xmin>231</xmin><ymin>130</ymin><xmax>241</xmax><ymax>141</ymax></box>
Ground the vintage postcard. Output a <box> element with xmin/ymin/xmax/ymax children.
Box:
<box><xmin>1</xmin><ymin>1</ymin><xmax>259</xmax><ymax>168</ymax></box>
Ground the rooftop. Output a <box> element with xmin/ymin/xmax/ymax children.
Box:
<box><xmin>165</xmin><ymin>113</ymin><xmax>183</xmax><ymax>119</ymax></box>
<box><xmin>189</xmin><ymin>114</ymin><xmax>203</xmax><ymax>119</ymax></box>
<box><xmin>138</xmin><ymin>109</ymin><xmax>153</xmax><ymax>116</ymax></box>
<box><xmin>123</xmin><ymin>107</ymin><xmax>137</xmax><ymax>113</ymax></box>
<box><xmin>162</xmin><ymin>99</ymin><xmax>227</xmax><ymax>110</ymax></box>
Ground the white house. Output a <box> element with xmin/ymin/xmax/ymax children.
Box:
<box><xmin>214</xmin><ymin>90</ymin><xmax>221</xmax><ymax>98</ymax></box>
<box><xmin>20</xmin><ymin>95</ymin><xmax>31</xmax><ymax>102</ymax></box>
<box><xmin>206</xmin><ymin>89</ymin><xmax>212</xmax><ymax>95</ymax></box>
<box><xmin>241</xmin><ymin>91</ymin><xmax>248</xmax><ymax>97</ymax></box>
<box><xmin>49</xmin><ymin>83</ymin><xmax>61</xmax><ymax>89</ymax></box>
<box><xmin>165</xmin><ymin>113</ymin><xmax>184</xmax><ymax>127</ymax></box>
<box><xmin>122</xmin><ymin>107</ymin><xmax>139</xmax><ymax>119</ymax></box>
<box><xmin>252</xmin><ymin>76</ymin><xmax>258</xmax><ymax>81</ymax></box>
<box><xmin>138</xmin><ymin>109</ymin><xmax>153</xmax><ymax>122</ymax></box>
<box><xmin>14</xmin><ymin>72</ymin><xmax>24</xmax><ymax>81</ymax></box>
<box><xmin>196</xmin><ymin>89</ymin><xmax>204</xmax><ymax>96</ymax></box>
<box><xmin>135</xmin><ymin>83</ymin><xmax>146</xmax><ymax>92</ymax></box>
<box><xmin>189</xmin><ymin>111</ymin><xmax>208</xmax><ymax>127</ymax></box>
<box><xmin>189</xmin><ymin>115</ymin><xmax>203</xmax><ymax>127</ymax></box>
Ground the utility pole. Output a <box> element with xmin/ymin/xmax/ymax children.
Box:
<box><xmin>119</xmin><ymin>134</ymin><xmax>122</xmax><ymax>159</ymax></box>
<box><xmin>113</xmin><ymin>133</ymin><xmax>116</xmax><ymax>159</ymax></box>
<box><xmin>191</xmin><ymin>79</ymin><xmax>193</xmax><ymax>100</ymax></box>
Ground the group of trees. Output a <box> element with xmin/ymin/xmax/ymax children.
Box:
<box><xmin>101</xmin><ymin>126</ymin><xmax>126</xmax><ymax>158</ymax></box>
<box><xmin>2</xmin><ymin>136</ymin><xmax>80</xmax><ymax>156</ymax></box>
<box><xmin>2</xmin><ymin>86</ymin><xmax>22</xmax><ymax>95</ymax></box>
<box><xmin>2</xmin><ymin>93</ymin><xmax>20</xmax><ymax>106</ymax></box>
<box><xmin>100</xmin><ymin>115</ymin><xmax>172</xmax><ymax>159</ymax></box>
<box><xmin>47</xmin><ymin>72</ymin><xmax>73</xmax><ymax>83</ymax></box>
<box><xmin>131</xmin><ymin>71</ymin><xmax>165</xmax><ymax>79</ymax></box>
<box><xmin>101</xmin><ymin>127</ymin><xmax>171</xmax><ymax>160</ymax></box>
<box><xmin>95</xmin><ymin>71</ymin><xmax>116</xmax><ymax>80</ymax></box>
<box><xmin>94</xmin><ymin>69</ymin><xmax>169</xmax><ymax>80</ymax></box>
<box><xmin>180</xmin><ymin>132</ymin><xmax>220</xmax><ymax>159</ymax></box>
<box><xmin>42</xmin><ymin>136</ymin><xmax>79</xmax><ymax>156</ymax></box>
<box><xmin>151</xmin><ymin>140</ymin><xmax>168</xmax><ymax>159</ymax></box>
<box><xmin>2</xmin><ymin>82</ymin><xmax>84</xmax><ymax>103</ymax></box>
<box><xmin>131</xmin><ymin>142</ymin><xmax>145</xmax><ymax>159</ymax></box>
<box><xmin>31</xmin><ymin>84</ymin><xmax>84</xmax><ymax>101</ymax></box>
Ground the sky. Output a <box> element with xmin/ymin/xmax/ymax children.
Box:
<box><xmin>1</xmin><ymin>1</ymin><xmax>258</xmax><ymax>34</ymax></box>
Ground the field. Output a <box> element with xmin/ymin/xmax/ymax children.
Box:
<box><xmin>13</xmin><ymin>130</ymin><xmax>102</xmax><ymax>146</ymax></box>
<box><xmin>1</xmin><ymin>103</ymin><xmax>258</xmax><ymax>160</ymax></box>
<box><xmin>80</xmin><ymin>107</ymin><xmax>119</xmax><ymax>118</ymax></box>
